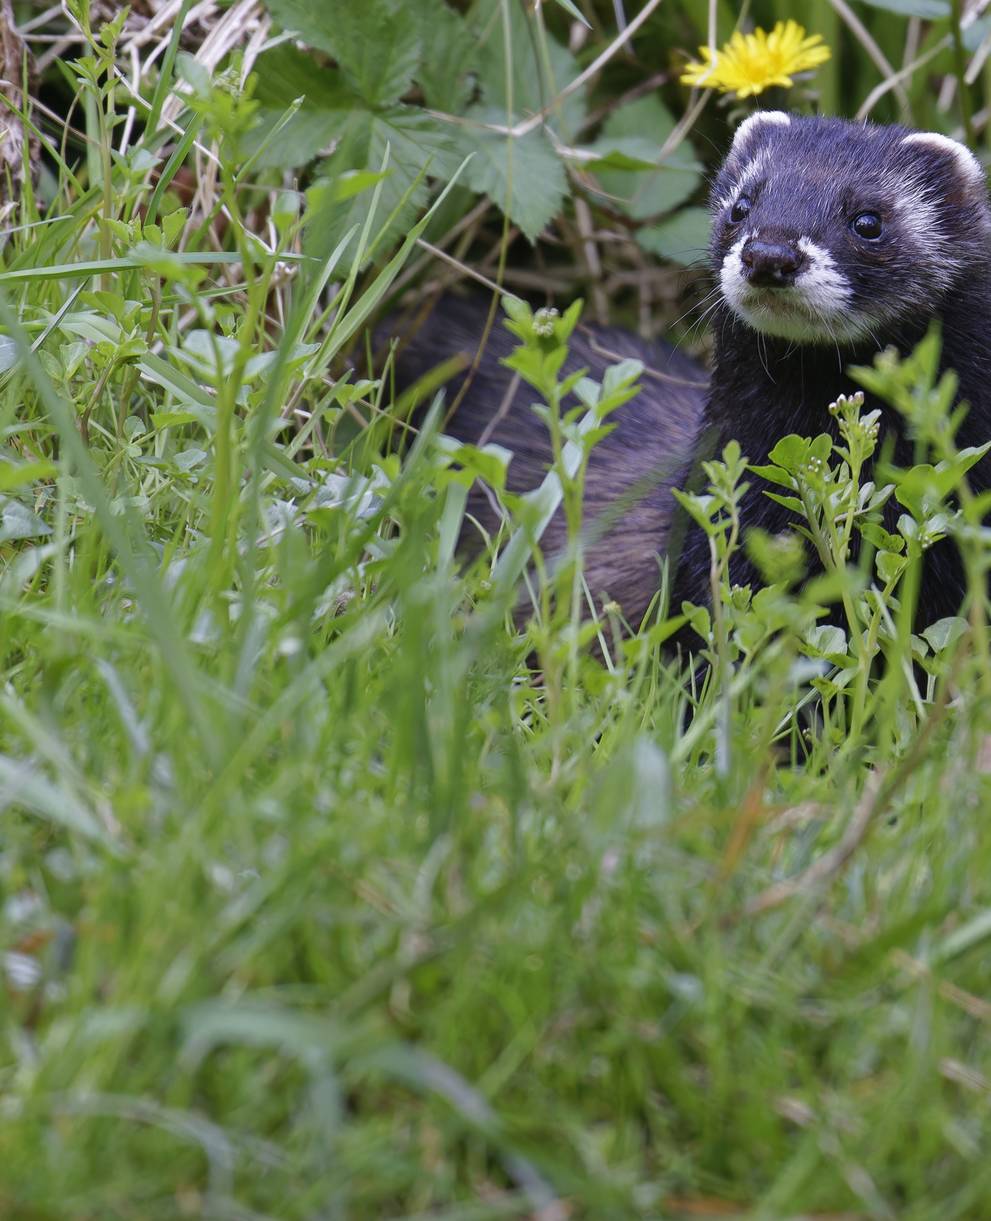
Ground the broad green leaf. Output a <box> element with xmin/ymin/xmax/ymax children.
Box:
<box><xmin>151</xmin><ymin>410</ymin><xmax>199</xmax><ymax>429</ymax></box>
<box><xmin>876</xmin><ymin>550</ymin><xmax>907</xmax><ymax>583</ymax></box>
<box><xmin>893</xmin><ymin>444</ymin><xmax>991</xmax><ymax>515</ymax></box>
<box><xmin>458</xmin><ymin>110</ymin><xmax>566</xmax><ymax>242</ymax></box>
<box><xmin>305</xmin><ymin>109</ymin><xmax>457</xmax><ymax>263</ymax></box>
<box><xmin>680</xmin><ymin>600</ymin><xmax>711</xmax><ymax>642</ymax></box>
<box><xmin>748</xmin><ymin>464</ymin><xmax>796</xmax><ymax>489</ymax></box>
<box><xmin>472</xmin><ymin>4</ymin><xmax>585</xmax><ymax>138</ymax></box>
<box><xmin>860</xmin><ymin>522</ymin><xmax>904</xmax><ymax>552</ymax></box>
<box><xmin>637</xmin><ymin>207</ymin><xmax>711</xmax><ymax>266</ymax></box>
<box><xmin>0</xmin><ymin>497</ymin><xmax>51</xmax><ymax>541</ymax></box>
<box><xmin>921</xmin><ymin>616</ymin><xmax>968</xmax><ymax>653</ymax></box>
<box><xmin>763</xmin><ymin>492</ymin><xmax>805</xmax><ymax>514</ymax></box>
<box><xmin>589</xmin><ymin>96</ymin><xmax>703</xmax><ymax>220</ymax></box>
<box><xmin>594</xmin><ymin>92</ymin><xmax>678</xmax><ymax>148</ymax></box>
<box><xmin>806</xmin><ymin>624</ymin><xmax>849</xmax><ymax>660</ymax></box>
<box><xmin>175</xmin><ymin>50</ymin><xmax>211</xmax><ymax>96</ymax></box>
<box><xmin>412</xmin><ymin>1</ymin><xmax>475</xmax><ymax>112</ymax></box>
<box><xmin>671</xmin><ymin>488</ymin><xmax>718</xmax><ymax>530</ymax></box>
<box><xmin>436</xmin><ymin>439</ymin><xmax>512</xmax><ymax>493</ymax></box>
<box><xmin>766</xmin><ymin>434</ymin><xmax>812</xmax><ymax>473</ymax></box>
<box><xmin>264</xmin><ymin>0</ymin><xmax>419</xmax><ymax>107</ymax></box>
<box><xmin>246</xmin><ymin>45</ymin><xmax>359</xmax><ymax>170</ymax></box>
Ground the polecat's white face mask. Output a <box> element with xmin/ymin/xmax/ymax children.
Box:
<box><xmin>710</xmin><ymin>111</ymin><xmax>990</xmax><ymax>348</ymax></box>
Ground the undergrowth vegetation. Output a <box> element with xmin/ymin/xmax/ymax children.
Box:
<box><xmin>2</xmin><ymin>0</ymin><xmax>991</xmax><ymax>1218</ymax></box>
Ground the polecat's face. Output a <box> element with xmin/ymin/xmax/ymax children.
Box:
<box><xmin>710</xmin><ymin>112</ymin><xmax>991</xmax><ymax>346</ymax></box>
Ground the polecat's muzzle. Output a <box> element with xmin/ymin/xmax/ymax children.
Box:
<box><xmin>740</xmin><ymin>238</ymin><xmax>806</xmax><ymax>288</ymax></box>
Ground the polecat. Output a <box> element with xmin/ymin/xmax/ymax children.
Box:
<box><xmin>385</xmin><ymin>297</ymin><xmax>706</xmax><ymax>618</ymax></box>
<box><xmin>385</xmin><ymin>113</ymin><xmax>991</xmax><ymax>628</ymax></box>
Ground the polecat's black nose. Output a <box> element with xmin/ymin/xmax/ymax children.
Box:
<box><xmin>740</xmin><ymin>239</ymin><xmax>805</xmax><ymax>287</ymax></box>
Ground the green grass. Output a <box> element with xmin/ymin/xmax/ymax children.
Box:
<box><xmin>2</xmin><ymin>3</ymin><xmax>991</xmax><ymax>1219</ymax></box>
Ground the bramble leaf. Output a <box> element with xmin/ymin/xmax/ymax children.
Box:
<box><xmin>458</xmin><ymin>112</ymin><xmax>567</xmax><ymax>242</ymax></box>
<box><xmin>264</xmin><ymin>0</ymin><xmax>419</xmax><ymax>107</ymax></box>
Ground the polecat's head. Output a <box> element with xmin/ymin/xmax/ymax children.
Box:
<box><xmin>710</xmin><ymin>112</ymin><xmax>991</xmax><ymax>346</ymax></box>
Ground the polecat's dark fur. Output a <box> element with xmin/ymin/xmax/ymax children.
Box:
<box><xmin>673</xmin><ymin>112</ymin><xmax>991</xmax><ymax>623</ymax></box>
<box><xmin>387</xmin><ymin>297</ymin><xmax>706</xmax><ymax>620</ymax></box>
<box><xmin>386</xmin><ymin>113</ymin><xmax>991</xmax><ymax>628</ymax></box>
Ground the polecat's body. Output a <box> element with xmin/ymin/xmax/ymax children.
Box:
<box><xmin>389</xmin><ymin>298</ymin><xmax>706</xmax><ymax>616</ymax></box>
<box><xmin>387</xmin><ymin>113</ymin><xmax>991</xmax><ymax>627</ymax></box>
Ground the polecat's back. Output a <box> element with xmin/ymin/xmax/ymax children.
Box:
<box><xmin>386</xmin><ymin>293</ymin><xmax>707</xmax><ymax>623</ymax></box>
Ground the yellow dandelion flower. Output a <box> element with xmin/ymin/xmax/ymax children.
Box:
<box><xmin>681</xmin><ymin>20</ymin><xmax>831</xmax><ymax>99</ymax></box>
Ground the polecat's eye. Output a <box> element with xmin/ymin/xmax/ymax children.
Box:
<box><xmin>730</xmin><ymin>195</ymin><xmax>752</xmax><ymax>223</ymax></box>
<box><xmin>852</xmin><ymin>212</ymin><xmax>883</xmax><ymax>239</ymax></box>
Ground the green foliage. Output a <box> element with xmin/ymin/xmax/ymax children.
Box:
<box><xmin>590</xmin><ymin>96</ymin><xmax>704</xmax><ymax>220</ymax></box>
<box><xmin>250</xmin><ymin>0</ymin><xmax>706</xmax><ymax>257</ymax></box>
<box><xmin>460</xmin><ymin>118</ymin><xmax>567</xmax><ymax>243</ymax></box>
<box><xmin>243</xmin><ymin>0</ymin><xmax>991</xmax><ymax>277</ymax></box>
<box><xmin>636</xmin><ymin>205</ymin><xmax>712</xmax><ymax>265</ymax></box>
<box><xmin>266</xmin><ymin>0</ymin><xmax>422</xmax><ymax>106</ymax></box>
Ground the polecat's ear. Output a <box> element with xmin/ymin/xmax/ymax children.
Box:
<box><xmin>726</xmin><ymin>110</ymin><xmax>791</xmax><ymax>164</ymax></box>
<box><xmin>901</xmin><ymin>131</ymin><xmax>986</xmax><ymax>192</ymax></box>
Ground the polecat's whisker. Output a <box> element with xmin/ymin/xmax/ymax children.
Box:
<box><xmin>668</xmin><ymin>284</ymin><xmax>722</xmax><ymax>334</ymax></box>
